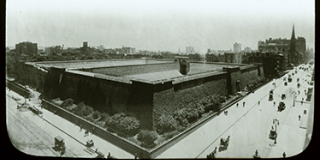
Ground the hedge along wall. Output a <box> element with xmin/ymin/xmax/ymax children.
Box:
<box><xmin>41</xmin><ymin>99</ymin><xmax>151</xmax><ymax>159</ymax></box>
<box><xmin>58</xmin><ymin>71</ymin><xmax>154</xmax><ymax>129</ymax></box>
<box><xmin>152</xmin><ymin>73</ymin><xmax>228</xmax><ymax>123</ymax></box>
<box><xmin>239</xmin><ymin>65</ymin><xmax>264</xmax><ymax>91</ymax></box>
<box><xmin>225</xmin><ymin>65</ymin><xmax>263</xmax><ymax>95</ymax></box>
<box><xmin>83</xmin><ymin>62</ymin><xmax>180</xmax><ymax>76</ymax></box>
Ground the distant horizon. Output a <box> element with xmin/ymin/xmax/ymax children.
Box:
<box><xmin>6</xmin><ymin>0</ymin><xmax>315</xmax><ymax>54</ymax></box>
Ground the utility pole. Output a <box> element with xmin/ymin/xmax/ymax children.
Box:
<box><xmin>292</xmin><ymin>91</ymin><xmax>297</xmax><ymax>107</ymax></box>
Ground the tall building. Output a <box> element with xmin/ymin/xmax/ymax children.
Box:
<box><xmin>186</xmin><ymin>46</ymin><xmax>195</xmax><ymax>55</ymax></box>
<box><xmin>82</xmin><ymin>42</ymin><xmax>89</xmax><ymax>54</ymax></box>
<box><xmin>233</xmin><ymin>42</ymin><xmax>241</xmax><ymax>53</ymax></box>
<box><xmin>83</xmin><ymin>42</ymin><xmax>88</xmax><ymax>48</ymax></box>
<box><xmin>15</xmin><ymin>42</ymin><xmax>38</xmax><ymax>56</ymax></box>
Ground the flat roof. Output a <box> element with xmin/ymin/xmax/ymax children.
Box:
<box><xmin>125</xmin><ymin>70</ymin><xmax>183</xmax><ymax>81</ymax></box>
<box><xmin>26</xmin><ymin>59</ymin><xmax>173</xmax><ymax>69</ymax></box>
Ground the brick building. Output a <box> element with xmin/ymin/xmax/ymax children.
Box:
<box><xmin>15</xmin><ymin>42</ymin><xmax>38</xmax><ymax>56</ymax></box>
<box><xmin>224</xmin><ymin>52</ymin><xmax>242</xmax><ymax>63</ymax></box>
<box><xmin>258</xmin><ymin>26</ymin><xmax>306</xmax><ymax>68</ymax></box>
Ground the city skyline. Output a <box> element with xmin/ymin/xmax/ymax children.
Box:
<box><xmin>6</xmin><ymin>0</ymin><xmax>315</xmax><ymax>54</ymax></box>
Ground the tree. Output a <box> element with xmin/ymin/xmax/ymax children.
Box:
<box><xmin>137</xmin><ymin>130</ymin><xmax>157</xmax><ymax>146</ymax></box>
<box><xmin>155</xmin><ymin>114</ymin><xmax>178</xmax><ymax>134</ymax></box>
<box><xmin>118</xmin><ymin>116</ymin><xmax>140</xmax><ymax>136</ymax></box>
<box><xmin>60</xmin><ymin>98</ymin><xmax>74</xmax><ymax>108</ymax></box>
<box><xmin>92</xmin><ymin>110</ymin><xmax>101</xmax><ymax>119</ymax></box>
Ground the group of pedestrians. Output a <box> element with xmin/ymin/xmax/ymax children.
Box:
<box><xmin>253</xmin><ymin>150</ymin><xmax>286</xmax><ymax>158</ymax></box>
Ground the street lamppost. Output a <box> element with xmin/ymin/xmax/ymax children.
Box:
<box><xmin>292</xmin><ymin>91</ymin><xmax>297</xmax><ymax>107</ymax></box>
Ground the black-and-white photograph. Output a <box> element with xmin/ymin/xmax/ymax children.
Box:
<box><xmin>6</xmin><ymin>0</ymin><xmax>314</xmax><ymax>158</ymax></box>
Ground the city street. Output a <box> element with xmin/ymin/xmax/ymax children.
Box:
<box><xmin>6</xmin><ymin>88</ymin><xmax>133</xmax><ymax>158</ymax></box>
<box><xmin>157</xmin><ymin>64</ymin><xmax>314</xmax><ymax>158</ymax></box>
<box><xmin>6</xmin><ymin>94</ymin><xmax>93</xmax><ymax>157</ymax></box>
<box><xmin>6</xmin><ymin>64</ymin><xmax>313</xmax><ymax>159</ymax></box>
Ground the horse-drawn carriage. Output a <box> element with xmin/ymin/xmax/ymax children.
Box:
<box><xmin>269</xmin><ymin>127</ymin><xmax>277</xmax><ymax>140</ymax></box>
<box><xmin>219</xmin><ymin>136</ymin><xmax>230</xmax><ymax>152</ymax></box>
<box><xmin>86</xmin><ymin>140</ymin><xmax>94</xmax><ymax>148</ymax></box>
<box><xmin>54</xmin><ymin>136</ymin><xmax>66</xmax><ymax>152</ymax></box>
<box><xmin>278</xmin><ymin>102</ymin><xmax>286</xmax><ymax>112</ymax></box>
<box><xmin>207</xmin><ymin>147</ymin><xmax>217</xmax><ymax>159</ymax></box>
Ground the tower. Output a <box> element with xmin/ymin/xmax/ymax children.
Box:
<box><xmin>289</xmin><ymin>25</ymin><xmax>296</xmax><ymax>66</ymax></box>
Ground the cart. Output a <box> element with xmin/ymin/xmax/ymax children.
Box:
<box><xmin>207</xmin><ymin>147</ymin><xmax>217</xmax><ymax>159</ymax></box>
<box><xmin>96</xmin><ymin>151</ymin><xmax>105</xmax><ymax>158</ymax></box>
<box><xmin>278</xmin><ymin>102</ymin><xmax>286</xmax><ymax>112</ymax></box>
<box><xmin>269</xmin><ymin>128</ymin><xmax>277</xmax><ymax>140</ymax></box>
<box><xmin>54</xmin><ymin>136</ymin><xmax>66</xmax><ymax>151</ymax></box>
<box><xmin>86</xmin><ymin>140</ymin><xmax>94</xmax><ymax>148</ymax></box>
<box><xmin>219</xmin><ymin>136</ymin><xmax>230</xmax><ymax>152</ymax></box>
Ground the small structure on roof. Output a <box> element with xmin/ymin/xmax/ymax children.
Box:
<box><xmin>175</xmin><ymin>56</ymin><xmax>190</xmax><ymax>75</ymax></box>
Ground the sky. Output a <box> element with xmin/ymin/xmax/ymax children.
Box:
<box><xmin>6</xmin><ymin>0</ymin><xmax>315</xmax><ymax>54</ymax></box>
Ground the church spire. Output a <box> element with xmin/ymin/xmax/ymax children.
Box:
<box><xmin>289</xmin><ymin>24</ymin><xmax>296</xmax><ymax>66</ymax></box>
<box><xmin>291</xmin><ymin>25</ymin><xmax>295</xmax><ymax>40</ymax></box>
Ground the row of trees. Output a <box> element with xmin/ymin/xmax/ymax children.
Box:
<box><xmin>138</xmin><ymin>95</ymin><xmax>224</xmax><ymax>147</ymax></box>
<box><xmin>246</xmin><ymin>77</ymin><xmax>267</xmax><ymax>92</ymax></box>
<box><xmin>59</xmin><ymin>99</ymin><xmax>140</xmax><ymax>137</ymax></box>
<box><xmin>155</xmin><ymin>95</ymin><xmax>223</xmax><ymax>134</ymax></box>
<box><xmin>58</xmin><ymin>94</ymin><xmax>225</xmax><ymax>148</ymax></box>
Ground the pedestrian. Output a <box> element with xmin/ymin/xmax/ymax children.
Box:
<box><xmin>107</xmin><ymin>152</ymin><xmax>111</xmax><ymax>159</ymax></box>
<box><xmin>95</xmin><ymin>148</ymin><xmax>98</xmax><ymax>152</ymax></box>
<box><xmin>258</xmin><ymin>101</ymin><xmax>260</xmax><ymax>106</ymax></box>
<box><xmin>283</xmin><ymin>152</ymin><xmax>286</xmax><ymax>158</ymax></box>
<box><xmin>299</xmin><ymin>115</ymin><xmax>301</xmax><ymax>121</ymax></box>
<box><xmin>236</xmin><ymin>103</ymin><xmax>238</xmax><ymax>107</ymax></box>
<box><xmin>243</xmin><ymin>102</ymin><xmax>245</xmax><ymax>107</ymax></box>
<box><xmin>134</xmin><ymin>153</ymin><xmax>138</xmax><ymax>159</ymax></box>
<box><xmin>278</xmin><ymin>121</ymin><xmax>279</xmax><ymax>126</ymax></box>
<box><xmin>273</xmin><ymin>101</ymin><xmax>276</xmax><ymax>106</ymax></box>
<box><xmin>80</xmin><ymin>124</ymin><xmax>82</xmax><ymax>131</ymax></box>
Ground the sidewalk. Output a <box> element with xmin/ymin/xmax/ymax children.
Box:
<box><xmin>6</xmin><ymin>88</ymin><xmax>134</xmax><ymax>159</ymax></box>
<box><xmin>157</xmin><ymin>76</ymin><xmax>275</xmax><ymax>158</ymax></box>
